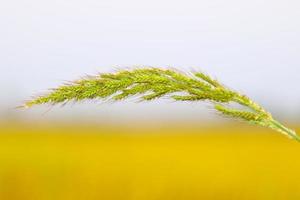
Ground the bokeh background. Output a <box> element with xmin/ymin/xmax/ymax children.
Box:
<box><xmin>1</xmin><ymin>0</ymin><xmax>300</xmax><ymax>199</ymax></box>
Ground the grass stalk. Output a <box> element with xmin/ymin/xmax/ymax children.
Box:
<box><xmin>269</xmin><ymin>120</ymin><xmax>300</xmax><ymax>142</ymax></box>
<box><xmin>23</xmin><ymin>67</ymin><xmax>299</xmax><ymax>141</ymax></box>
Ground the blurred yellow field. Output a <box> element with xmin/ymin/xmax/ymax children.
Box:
<box><xmin>0</xmin><ymin>122</ymin><xmax>299</xmax><ymax>200</ymax></box>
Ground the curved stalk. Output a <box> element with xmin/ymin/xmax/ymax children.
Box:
<box><xmin>24</xmin><ymin>67</ymin><xmax>298</xmax><ymax>142</ymax></box>
<box><xmin>269</xmin><ymin>120</ymin><xmax>300</xmax><ymax>142</ymax></box>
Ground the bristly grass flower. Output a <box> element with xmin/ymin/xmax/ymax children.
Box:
<box><xmin>24</xmin><ymin>68</ymin><xmax>300</xmax><ymax>141</ymax></box>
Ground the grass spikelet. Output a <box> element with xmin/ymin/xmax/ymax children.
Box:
<box><xmin>215</xmin><ymin>104</ymin><xmax>263</xmax><ymax>121</ymax></box>
<box><xmin>24</xmin><ymin>67</ymin><xmax>299</xmax><ymax>141</ymax></box>
<box><xmin>194</xmin><ymin>72</ymin><xmax>223</xmax><ymax>88</ymax></box>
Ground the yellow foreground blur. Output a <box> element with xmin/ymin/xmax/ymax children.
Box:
<box><xmin>0</xmin><ymin>122</ymin><xmax>300</xmax><ymax>200</ymax></box>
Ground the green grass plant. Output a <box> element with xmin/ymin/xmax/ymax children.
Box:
<box><xmin>24</xmin><ymin>68</ymin><xmax>299</xmax><ymax>141</ymax></box>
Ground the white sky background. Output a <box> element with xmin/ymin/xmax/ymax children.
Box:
<box><xmin>0</xmin><ymin>0</ymin><xmax>300</xmax><ymax>123</ymax></box>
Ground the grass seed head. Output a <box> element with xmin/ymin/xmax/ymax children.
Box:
<box><xmin>24</xmin><ymin>67</ymin><xmax>299</xmax><ymax>141</ymax></box>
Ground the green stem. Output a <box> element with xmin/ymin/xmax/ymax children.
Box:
<box><xmin>270</xmin><ymin>120</ymin><xmax>300</xmax><ymax>142</ymax></box>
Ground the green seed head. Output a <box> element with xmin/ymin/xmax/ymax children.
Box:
<box><xmin>24</xmin><ymin>67</ymin><xmax>299</xmax><ymax>141</ymax></box>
